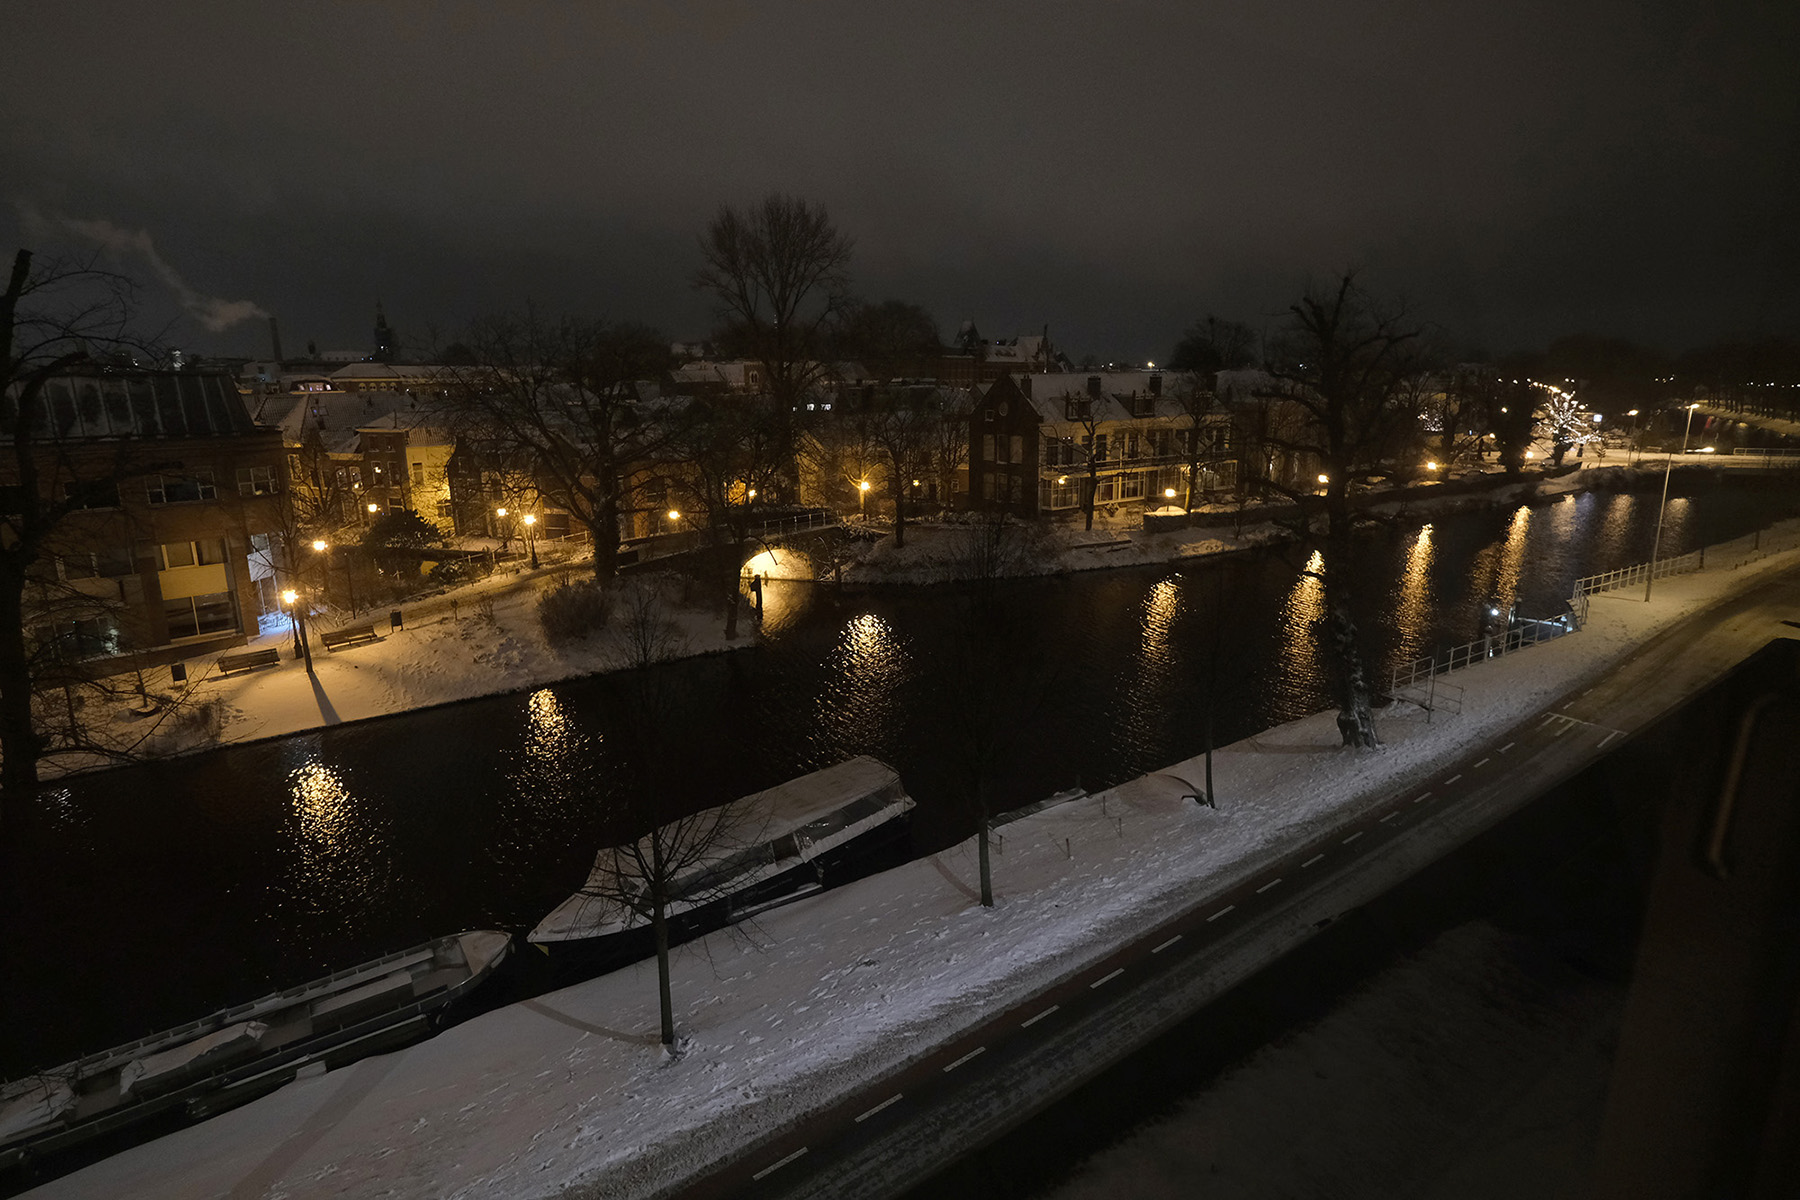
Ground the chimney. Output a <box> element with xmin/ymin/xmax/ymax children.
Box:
<box><xmin>1087</xmin><ymin>375</ymin><xmax>1102</xmax><ymax>399</ymax></box>
<box><xmin>1149</xmin><ymin>373</ymin><xmax>1162</xmax><ymax>396</ymax></box>
<box><xmin>268</xmin><ymin>317</ymin><xmax>284</xmax><ymax>364</ymax></box>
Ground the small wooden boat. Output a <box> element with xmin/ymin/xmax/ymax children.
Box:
<box><xmin>530</xmin><ymin>757</ymin><xmax>915</xmax><ymax>975</ymax></box>
<box><xmin>0</xmin><ymin>930</ymin><xmax>510</xmax><ymax>1173</ymax></box>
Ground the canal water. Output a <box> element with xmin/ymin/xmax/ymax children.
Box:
<box><xmin>1</xmin><ymin>480</ymin><xmax>1792</xmax><ymax>1077</ymax></box>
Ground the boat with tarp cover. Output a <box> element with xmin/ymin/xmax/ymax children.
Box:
<box><xmin>530</xmin><ymin>756</ymin><xmax>915</xmax><ymax>974</ymax></box>
<box><xmin>0</xmin><ymin>930</ymin><xmax>510</xmax><ymax>1175</ymax></box>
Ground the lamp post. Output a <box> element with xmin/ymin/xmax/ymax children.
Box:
<box><xmin>1627</xmin><ymin>409</ymin><xmax>1640</xmax><ymax>464</ymax></box>
<box><xmin>1646</xmin><ymin>403</ymin><xmax>1699</xmax><ymax>601</ymax></box>
<box><xmin>858</xmin><ymin>479</ymin><xmax>870</xmax><ymax>519</ymax></box>
<box><xmin>281</xmin><ymin>588</ymin><xmax>314</xmax><ymax>675</ymax></box>
<box><xmin>522</xmin><ymin>512</ymin><xmax>539</xmax><ymax>570</ymax></box>
<box><xmin>311</xmin><ymin>538</ymin><xmax>331</xmax><ymax>609</ymax></box>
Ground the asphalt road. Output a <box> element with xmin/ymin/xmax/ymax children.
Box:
<box><xmin>668</xmin><ymin>564</ymin><xmax>1800</xmax><ymax>1200</ymax></box>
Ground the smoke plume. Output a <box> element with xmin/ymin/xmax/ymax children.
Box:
<box><xmin>28</xmin><ymin>209</ymin><xmax>271</xmax><ymax>333</ymax></box>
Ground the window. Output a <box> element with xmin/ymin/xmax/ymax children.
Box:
<box><xmin>155</xmin><ymin>538</ymin><xmax>226</xmax><ymax>571</ymax></box>
<box><xmin>1009</xmin><ymin>475</ymin><xmax>1023</xmax><ymax>502</ymax></box>
<box><xmin>164</xmin><ymin>592</ymin><xmax>237</xmax><ymax>640</ymax></box>
<box><xmin>1010</xmin><ymin>434</ymin><xmax>1023</xmax><ymax>464</ymax></box>
<box><xmin>63</xmin><ymin>480</ymin><xmax>121</xmax><ymax>509</ymax></box>
<box><xmin>61</xmin><ymin>547</ymin><xmax>134</xmax><ymax>579</ymax></box>
<box><xmin>146</xmin><ymin>469</ymin><xmax>216</xmax><ymax>505</ymax></box>
<box><xmin>411</xmin><ymin>462</ymin><xmax>425</xmax><ymax>485</ymax></box>
<box><xmin>1064</xmin><ymin>397</ymin><xmax>1092</xmax><ymax>420</ymax></box>
<box><xmin>981</xmin><ymin>433</ymin><xmax>995</xmax><ymax>463</ymax></box>
<box><xmin>1121</xmin><ymin>472</ymin><xmax>1145</xmax><ymax>500</ymax></box>
<box><xmin>1094</xmin><ymin>434</ymin><xmax>1109</xmax><ymax>463</ymax></box>
<box><xmin>237</xmin><ymin>465</ymin><xmax>278</xmax><ymax>496</ymax></box>
<box><xmin>981</xmin><ymin>473</ymin><xmax>996</xmax><ymax>501</ymax></box>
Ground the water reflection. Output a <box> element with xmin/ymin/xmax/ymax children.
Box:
<box><xmin>817</xmin><ymin>612</ymin><xmax>911</xmax><ymax>754</ymax></box>
<box><xmin>1139</xmin><ymin>577</ymin><xmax>1182</xmax><ymax>670</ymax></box>
<box><xmin>1277</xmin><ymin>551</ymin><xmax>1329</xmax><ymax>713</ymax></box>
<box><xmin>277</xmin><ymin>757</ymin><xmax>393</xmax><ymax>937</ymax></box>
<box><xmin>1390</xmin><ymin>525</ymin><xmax>1434</xmax><ymax>669</ymax></box>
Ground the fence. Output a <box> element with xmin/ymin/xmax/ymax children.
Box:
<box><xmin>1389</xmin><ymin>616</ymin><xmax>1575</xmax><ymax>698</ymax></box>
<box><xmin>751</xmin><ymin>509</ymin><xmax>839</xmax><ymax>538</ymax></box>
<box><xmin>1731</xmin><ymin>447</ymin><xmax>1800</xmax><ymax>459</ymax></box>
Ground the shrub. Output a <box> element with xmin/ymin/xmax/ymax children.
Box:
<box><xmin>537</xmin><ymin>579</ymin><xmax>612</xmax><ymax>644</ymax></box>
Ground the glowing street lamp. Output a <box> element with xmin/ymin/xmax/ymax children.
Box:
<box><xmin>522</xmin><ymin>512</ymin><xmax>539</xmax><ymax>570</ymax></box>
<box><xmin>858</xmin><ymin>478</ymin><xmax>870</xmax><ymax>518</ymax></box>
<box><xmin>281</xmin><ymin>587</ymin><xmax>314</xmax><ymax>675</ymax></box>
<box><xmin>1646</xmin><ymin>403</ymin><xmax>1700</xmax><ymax>601</ymax></box>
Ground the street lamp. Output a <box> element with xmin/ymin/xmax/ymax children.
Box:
<box><xmin>522</xmin><ymin>512</ymin><xmax>539</xmax><ymax>570</ymax></box>
<box><xmin>1627</xmin><ymin>409</ymin><xmax>1640</xmax><ymax>464</ymax></box>
<box><xmin>281</xmin><ymin>588</ymin><xmax>314</xmax><ymax>675</ymax></box>
<box><xmin>1646</xmin><ymin>403</ymin><xmax>1700</xmax><ymax>602</ymax></box>
<box><xmin>494</xmin><ymin>506</ymin><xmax>511</xmax><ymax>552</ymax></box>
<box><xmin>858</xmin><ymin>479</ymin><xmax>870</xmax><ymax>518</ymax></box>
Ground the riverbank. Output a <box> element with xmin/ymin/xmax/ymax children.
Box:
<box><xmin>44</xmin><ymin>459</ymin><xmax>1731</xmax><ymax>776</ymax></box>
<box><xmin>27</xmin><ymin>523</ymin><xmax>1800</xmax><ymax>1200</ymax></box>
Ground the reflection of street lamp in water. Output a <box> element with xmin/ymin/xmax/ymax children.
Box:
<box><xmin>523</xmin><ymin>513</ymin><xmax>539</xmax><ymax>570</ymax></box>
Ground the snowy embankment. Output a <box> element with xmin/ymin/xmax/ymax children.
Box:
<box><xmin>57</xmin><ymin>567</ymin><xmax>739</xmax><ymax>772</ymax></box>
<box><xmin>32</xmin><ymin>527</ymin><xmax>1800</xmax><ymax>1200</ymax></box>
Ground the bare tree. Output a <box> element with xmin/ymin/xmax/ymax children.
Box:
<box><xmin>1255</xmin><ymin>273</ymin><xmax>1423</xmax><ymax>748</ymax></box>
<box><xmin>0</xmin><ymin>249</ymin><xmax>160</xmax><ymax>805</ymax></box>
<box><xmin>860</xmin><ymin>386</ymin><xmax>937</xmax><ymax>548</ymax></box>
<box><xmin>831</xmin><ymin>298</ymin><xmax>941</xmax><ymax>380</ymax></box>
<box><xmin>928</xmin><ymin>387</ymin><xmax>972</xmax><ymax>508</ymax></box>
<box><xmin>675</xmin><ymin>394</ymin><xmax>787</xmax><ymax>640</ymax></box>
<box><xmin>581</xmin><ymin>586</ymin><xmax>735</xmax><ymax>1049</ymax></box>
<box><xmin>437</xmin><ymin>311</ymin><xmax>676</xmax><ymax>582</ymax></box>
<box><xmin>693</xmin><ymin>194</ymin><xmax>853</xmax><ymax>497</ymax></box>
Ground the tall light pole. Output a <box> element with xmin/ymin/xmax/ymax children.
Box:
<box><xmin>311</xmin><ymin>538</ymin><xmax>331</xmax><ymax>609</ymax></box>
<box><xmin>1645</xmin><ymin>403</ymin><xmax>1699</xmax><ymax>601</ymax></box>
<box><xmin>1627</xmin><ymin>409</ymin><xmax>1639</xmax><ymax>464</ymax></box>
<box><xmin>858</xmin><ymin>478</ymin><xmax>870</xmax><ymax>519</ymax></box>
<box><xmin>523</xmin><ymin>512</ymin><xmax>539</xmax><ymax>569</ymax></box>
<box><xmin>281</xmin><ymin>588</ymin><xmax>314</xmax><ymax>675</ymax></box>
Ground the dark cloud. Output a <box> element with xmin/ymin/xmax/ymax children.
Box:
<box><xmin>7</xmin><ymin>1</ymin><xmax>1796</xmax><ymax>361</ymax></box>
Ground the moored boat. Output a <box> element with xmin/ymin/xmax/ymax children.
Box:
<box><xmin>0</xmin><ymin>929</ymin><xmax>510</xmax><ymax>1174</ymax></box>
<box><xmin>530</xmin><ymin>756</ymin><xmax>915</xmax><ymax>975</ymax></box>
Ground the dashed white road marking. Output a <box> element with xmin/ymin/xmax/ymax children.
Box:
<box><xmin>1091</xmin><ymin>968</ymin><xmax>1125</xmax><ymax>989</ymax></box>
<box><xmin>1379</xmin><ymin>812</ymin><xmax>1397</xmax><ymax>823</ymax></box>
<box><xmin>1444</xmin><ymin>774</ymin><xmax>1463</xmax><ymax>785</ymax></box>
<box><xmin>1207</xmin><ymin>904</ymin><xmax>1237</xmax><ymax>922</ymax></box>
<box><xmin>855</xmin><ymin>1094</ymin><xmax>903</xmax><ymax>1123</ymax></box>
<box><xmin>943</xmin><ymin>1047</ymin><xmax>986</xmax><ymax>1073</ymax></box>
<box><xmin>1474</xmin><ymin>758</ymin><xmax>1490</xmax><ymax>769</ymax></box>
<box><xmin>753</xmin><ymin>1148</ymin><xmax>809</xmax><ymax>1180</ymax></box>
<box><xmin>1553</xmin><ymin>722</ymin><xmax>1571</xmax><ymax>737</ymax></box>
<box><xmin>1255</xmin><ymin>878</ymin><xmax>1284</xmax><ymax>894</ymax></box>
<box><xmin>1413</xmin><ymin>792</ymin><xmax>1433</xmax><ymax>804</ymax></box>
<box><xmin>1022</xmin><ymin>1005</ymin><xmax>1059</xmax><ymax>1028</ymax></box>
<box><xmin>1302</xmin><ymin>854</ymin><xmax>1325</xmax><ymax>868</ymax></box>
<box><xmin>1599</xmin><ymin>730</ymin><xmax>1622</xmax><ymax>749</ymax></box>
<box><xmin>1343</xmin><ymin>831</ymin><xmax>1365</xmax><ymax>845</ymax></box>
<box><xmin>1499</xmin><ymin>742</ymin><xmax>1515</xmax><ymax>753</ymax></box>
<box><xmin>1152</xmin><ymin>935</ymin><xmax>1182</xmax><ymax>954</ymax></box>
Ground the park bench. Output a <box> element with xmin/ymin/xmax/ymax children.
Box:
<box><xmin>320</xmin><ymin>624</ymin><xmax>379</xmax><ymax>652</ymax></box>
<box><xmin>217</xmin><ymin>647</ymin><xmax>281</xmax><ymax>675</ymax></box>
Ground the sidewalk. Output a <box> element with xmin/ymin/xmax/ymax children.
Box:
<box><xmin>29</xmin><ymin>529</ymin><xmax>1800</xmax><ymax>1200</ymax></box>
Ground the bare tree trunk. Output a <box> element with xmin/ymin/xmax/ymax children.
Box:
<box><xmin>591</xmin><ymin>497</ymin><xmax>620</xmax><ymax>582</ymax></box>
<box><xmin>0</xmin><ymin>581</ymin><xmax>41</xmax><ymax>808</ymax></box>
<box><xmin>1324</xmin><ymin>588</ymin><xmax>1378</xmax><ymax>748</ymax></box>
<box><xmin>976</xmin><ymin>780</ymin><xmax>994</xmax><ymax>907</ymax></box>
<box><xmin>651</xmin><ymin>837</ymin><xmax>676</xmax><ymax>1047</ymax></box>
<box><xmin>891</xmin><ymin>477</ymin><xmax>907</xmax><ymax>549</ymax></box>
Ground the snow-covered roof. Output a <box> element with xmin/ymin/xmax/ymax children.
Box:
<box><xmin>1016</xmin><ymin>371</ymin><xmax>1198</xmax><ymax>429</ymax></box>
<box><xmin>255</xmin><ymin>390</ymin><xmax>452</xmax><ymax>448</ymax></box>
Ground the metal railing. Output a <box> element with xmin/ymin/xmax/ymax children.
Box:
<box><xmin>1571</xmin><ymin>550</ymin><xmax>1702</xmax><ymax>601</ymax></box>
<box><xmin>752</xmin><ymin>509</ymin><xmax>839</xmax><ymax>538</ymax></box>
<box><xmin>1731</xmin><ymin>447</ymin><xmax>1800</xmax><ymax>458</ymax></box>
<box><xmin>1389</xmin><ymin>616</ymin><xmax>1575</xmax><ymax>696</ymax></box>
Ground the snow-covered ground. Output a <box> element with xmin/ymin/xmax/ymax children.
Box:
<box><xmin>27</xmin><ymin>523</ymin><xmax>1800</xmax><ymax>1200</ymax></box>
<box><xmin>54</xmin><ymin>567</ymin><xmax>741</xmax><ymax>773</ymax></box>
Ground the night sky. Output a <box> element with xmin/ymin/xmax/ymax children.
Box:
<box><xmin>8</xmin><ymin>2</ymin><xmax>1797</xmax><ymax>362</ymax></box>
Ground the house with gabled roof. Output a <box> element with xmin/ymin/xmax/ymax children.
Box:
<box><xmin>968</xmin><ymin>370</ymin><xmax>1236</xmax><ymax>519</ymax></box>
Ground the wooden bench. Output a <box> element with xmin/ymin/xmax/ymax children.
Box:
<box><xmin>320</xmin><ymin>624</ymin><xmax>379</xmax><ymax>652</ymax></box>
<box><xmin>217</xmin><ymin>648</ymin><xmax>281</xmax><ymax>675</ymax></box>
